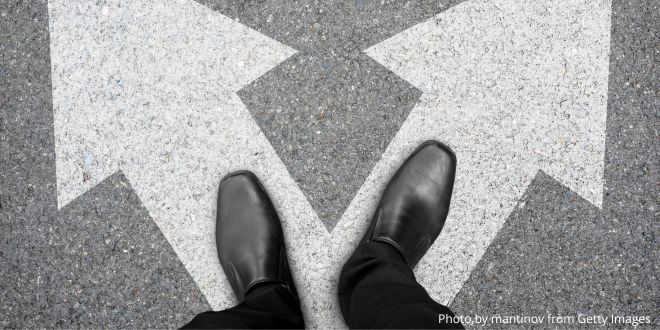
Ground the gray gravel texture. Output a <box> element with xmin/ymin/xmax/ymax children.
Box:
<box><xmin>198</xmin><ymin>0</ymin><xmax>466</xmax><ymax>230</ymax></box>
<box><xmin>0</xmin><ymin>1</ymin><xmax>209</xmax><ymax>327</ymax></box>
<box><xmin>450</xmin><ymin>0</ymin><xmax>659</xmax><ymax>327</ymax></box>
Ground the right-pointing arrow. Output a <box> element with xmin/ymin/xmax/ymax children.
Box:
<box><xmin>331</xmin><ymin>0</ymin><xmax>612</xmax><ymax>307</ymax></box>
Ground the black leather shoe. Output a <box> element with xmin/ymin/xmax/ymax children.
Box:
<box><xmin>361</xmin><ymin>140</ymin><xmax>457</xmax><ymax>268</ymax></box>
<box><xmin>216</xmin><ymin>171</ymin><xmax>298</xmax><ymax>302</ymax></box>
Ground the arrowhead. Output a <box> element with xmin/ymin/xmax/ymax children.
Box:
<box><xmin>343</xmin><ymin>0</ymin><xmax>612</xmax><ymax>305</ymax></box>
<box><xmin>49</xmin><ymin>0</ymin><xmax>334</xmax><ymax>315</ymax></box>
<box><xmin>50</xmin><ymin>0</ymin><xmax>295</xmax><ymax>208</ymax></box>
<box><xmin>365</xmin><ymin>0</ymin><xmax>610</xmax><ymax>208</ymax></box>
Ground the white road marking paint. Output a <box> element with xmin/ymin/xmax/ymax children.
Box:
<box><xmin>343</xmin><ymin>0</ymin><xmax>611</xmax><ymax>306</ymax></box>
<box><xmin>49</xmin><ymin>0</ymin><xmax>333</xmax><ymax>327</ymax></box>
<box><xmin>50</xmin><ymin>0</ymin><xmax>611</xmax><ymax>328</ymax></box>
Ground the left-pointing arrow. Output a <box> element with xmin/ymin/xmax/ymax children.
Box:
<box><xmin>1</xmin><ymin>0</ymin><xmax>209</xmax><ymax>326</ymax></box>
<box><xmin>48</xmin><ymin>0</ymin><xmax>337</xmax><ymax>317</ymax></box>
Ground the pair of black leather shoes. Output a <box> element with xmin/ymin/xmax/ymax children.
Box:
<box><xmin>216</xmin><ymin>141</ymin><xmax>456</xmax><ymax>302</ymax></box>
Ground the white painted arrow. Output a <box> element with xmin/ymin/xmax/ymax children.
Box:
<box><xmin>50</xmin><ymin>0</ymin><xmax>611</xmax><ymax>328</ymax></box>
<box><xmin>331</xmin><ymin>0</ymin><xmax>611</xmax><ymax>308</ymax></box>
<box><xmin>49</xmin><ymin>0</ymin><xmax>335</xmax><ymax>327</ymax></box>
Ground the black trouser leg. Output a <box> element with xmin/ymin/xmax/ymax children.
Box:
<box><xmin>338</xmin><ymin>241</ymin><xmax>464</xmax><ymax>329</ymax></box>
<box><xmin>181</xmin><ymin>284</ymin><xmax>304</xmax><ymax>329</ymax></box>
